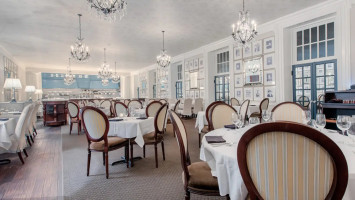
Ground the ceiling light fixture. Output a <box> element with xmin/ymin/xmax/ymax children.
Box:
<box><xmin>98</xmin><ymin>48</ymin><xmax>112</xmax><ymax>84</ymax></box>
<box><xmin>71</xmin><ymin>14</ymin><xmax>90</xmax><ymax>61</ymax></box>
<box><xmin>64</xmin><ymin>58</ymin><xmax>75</xmax><ymax>85</ymax></box>
<box><xmin>102</xmin><ymin>78</ymin><xmax>109</xmax><ymax>86</ymax></box>
<box><xmin>87</xmin><ymin>0</ymin><xmax>127</xmax><ymax>22</ymax></box>
<box><xmin>156</xmin><ymin>31</ymin><xmax>171</xmax><ymax>68</ymax></box>
<box><xmin>231</xmin><ymin>0</ymin><xmax>257</xmax><ymax>46</ymax></box>
<box><xmin>111</xmin><ymin>61</ymin><xmax>120</xmax><ymax>83</ymax></box>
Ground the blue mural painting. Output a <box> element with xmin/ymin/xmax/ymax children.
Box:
<box><xmin>41</xmin><ymin>73</ymin><xmax>120</xmax><ymax>90</ymax></box>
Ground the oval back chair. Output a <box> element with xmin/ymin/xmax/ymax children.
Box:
<box><xmin>146</xmin><ymin>101</ymin><xmax>163</xmax><ymax>117</ymax></box>
<box><xmin>230</xmin><ymin>98</ymin><xmax>240</xmax><ymax>106</ymax></box>
<box><xmin>272</xmin><ymin>102</ymin><xmax>306</xmax><ymax>124</ymax></box>
<box><xmin>240</xmin><ymin>99</ymin><xmax>250</xmax><ymax>122</ymax></box>
<box><xmin>114</xmin><ymin>102</ymin><xmax>128</xmax><ymax>117</ymax></box>
<box><xmin>210</xmin><ymin>103</ymin><xmax>237</xmax><ymax>130</ymax></box>
<box><xmin>68</xmin><ymin>101</ymin><xmax>81</xmax><ymax>135</ymax></box>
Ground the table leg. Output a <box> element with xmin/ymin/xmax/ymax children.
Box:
<box><xmin>0</xmin><ymin>159</ymin><xmax>11</xmax><ymax>165</ymax></box>
<box><xmin>111</xmin><ymin>139</ymin><xmax>142</xmax><ymax>167</ymax></box>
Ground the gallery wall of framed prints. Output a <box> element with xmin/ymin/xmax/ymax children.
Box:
<box><xmin>233</xmin><ymin>36</ymin><xmax>276</xmax><ymax>103</ymax></box>
<box><xmin>156</xmin><ymin>67</ymin><xmax>169</xmax><ymax>98</ymax></box>
<box><xmin>184</xmin><ymin>57</ymin><xmax>205</xmax><ymax>99</ymax></box>
<box><xmin>138</xmin><ymin>72</ymin><xmax>148</xmax><ymax>98</ymax></box>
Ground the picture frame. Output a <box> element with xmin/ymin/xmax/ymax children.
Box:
<box><xmin>264</xmin><ymin>86</ymin><xmax>276</xmax><ymax>102</ymax></box>
<box><xmin>234</xmin><ymin>74</ymin><xmax>243</xmax><ymax>87</ymax></box>
<box><xmin>244</xmin><ymin>57</ymin><xmax>263</xmax><ymax>85</ymax></box>
<box><xmin>234</xmin><ymin>60</ymin><xmax>243</xmax><ymax>73</ymax></box>
<box><xmin>235</xmin><ymin>88</ymin><xmax>243</xmax><ymax>101</ymax></box>
<box><xmin>199</xmin><ymin>58</ymin><xmax>204</xmax><ymax>69</ymax></box>
<box><xmin>193</xmin><ymin>59</ymin><xmax>199</xmax><ymax>70</ymax></box>
<box><xmin>264</xmin><ymin>70</ymin><xmax>276</xmax><ymax>85</ymax></box>
<box><xmin>264</xmin><ymin>37</ymin><xmax>275</xmax><ymax>53</ymax></box>
<box><xmin>198</xmin><ymin>68</ymin><xmax>204</xmax><ymax>79</ymax></box>
<box><xmin>253</xmin><ymin>87</ymin><xmax>264</xmax><ymax>101</ymax></box>
<box><xmin>252</xmin><ymin>40</ymin><xmax>262</xmax><ymax>56</ymax></box>
<box><xmin>243</xmin><ymin>43</ymin><xmax>252</xmax><ymax>58</ymax></box>
<box><xmin>264</xmin><ymin>53</ymin><xmax>275</xmax><ymax>69</ymax></box>
<box><xmin>233</xmin><ymin>46</ymin><xmax>242</xmax><ymax>60</ymax></box>
<box><xmin>189</xmin><ymin>60</ymin><xmax>194</xmax><ymax>71</ymax></box>
<box><xmin>244</xmin><ymin>87</ymin><xmax>253</xmax><ymax>100</ymax></box>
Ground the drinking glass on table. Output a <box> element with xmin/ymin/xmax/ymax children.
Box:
<box><xmin>315</xmin><ymin>114</ymin><xmax>326</xmax><ymax>131</ymax></box>
<box><xmin>249</xmin><ymin>117</ymin><xmax>260</xmax><ymax>125</ymax></box>
<box><xmin>305</xmin><ymin>110</ymin><xmax>312</xmax><ymax>125</ymax></box>
<box><xmin>231</xmin><ymin>113</ymin><xmax>239</xmax><ymax>128</ymax></box>
<box><xmin>336</xmin><ymin>115</ymin><xmax>351</xmax><ymax>135</ymax></box>
<box><xmin>262</xmin><ymin>110</ymin><xmax>271</xmax><ymax>122</ymax></box>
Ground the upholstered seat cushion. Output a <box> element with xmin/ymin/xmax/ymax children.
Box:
<box><xmin>143</xmin><ymin>131</ymin><xmax>163</xmax><ymax>143</ymax></box>
<box><xmin>187</xmin><ymin>162</ymin><xmax>219</xmax><ymax>190</ymax></box>
<box><xmin>90</xmin><ymin>137</ymin><xmax>127</xmax><ymax>150</ymax></box>
<box><xmin>201</xmin><ymin>125</ymin><xmax>209</xmax><ymax>133</ymax></box>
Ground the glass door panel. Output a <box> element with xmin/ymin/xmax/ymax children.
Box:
<box><xmin>215</xmin><ymin>75</ymin><xmax>230</xmax><ymax>104</ymax></box>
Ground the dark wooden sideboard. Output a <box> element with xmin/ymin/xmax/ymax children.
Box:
<box><xmin>42</xmin><ymin>100</ymin><xmax>68</xmax><ymax>126</ymax></box>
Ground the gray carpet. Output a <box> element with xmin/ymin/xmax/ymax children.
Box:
<box><xmin>62</xmin><ymin>119</ymin><xmax>225</xmax><ymax>200</ymax></box>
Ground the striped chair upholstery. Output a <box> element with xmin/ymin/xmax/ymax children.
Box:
<box><xmin>237</xmin><ymin>122</ymin><xmax>348</xmax><ymax>200</ymax></box>
<box><xmin>68</xmin><ymin>102</ymin><xmax>79</xmax><ymax>118</ymax></box>
<box><xmin>272</xmin><ymin>102</ymin><xmax>306</xmax><ymax>124</ymax></box>
<box><xmin>82</xmin><ymin>109</ymin><xmax>106</xmax><ymax>140</ymax></box>
<box><xmin>210</xmin><ymin>104</ymin><xmax>237</xmax><ymax>130</ymax></box>
<box><xmin>146</xmin><ymin>101</ymin><xmax>162</xmax><ymax>117</ymax></box>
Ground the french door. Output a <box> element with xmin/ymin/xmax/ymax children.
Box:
<box><xmin>175</xmin><ymin>81</ymin><xmax>182</xmax><ymax>99</ymax></box>
<box><xmin>215</xmin><ymin>75</ymin><xmax>230</xmax><ymax>104</ymax></box>
<box><xmin>292</xmin><ymin>59</ymin><xmax>337</xmax><ymax>118</ymax></box>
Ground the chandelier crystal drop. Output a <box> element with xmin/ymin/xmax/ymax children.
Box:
<box><xmin>156</xmin><ymin>31</ymin><xmax>171</xmax><ymax>68</ymax></box>
<box><xmin>98</xmin><ymin>48</ymin><xmax>113</xmax><ymax>81</ymax></box>
<box><xmin>111</xmin><ymin>61</ymin><xmax>120</xmax><ymax>83</ymax></box>
<box><xmin>64</xmin><ymin>58</ymin><xmax>75</xmax><ymax>86</ymax></box>
<box><xmin>231</xmin><ymin>0</ymin><xmax>257</xmax><ymax>46</ymax></box>
<box><xmin>87</xmin><ymin>0</ymin><xmax>127</xmax><ymax>22</ymax></box>
<box><xmin>71</xmin><ymin>14</ymin><xmax>90</xmax><ymax>61</ymax></box>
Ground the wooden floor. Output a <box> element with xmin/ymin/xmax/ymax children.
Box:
<box><xmin>0</xmin><ymin>126</ymin><xmax>63</xmax><ymax>199</ymax></box>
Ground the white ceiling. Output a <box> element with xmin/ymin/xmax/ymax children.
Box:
<box><xmin>0</xmin><ymin>0</ymin><xmax>326</xmax><ymax>73</ymax></box>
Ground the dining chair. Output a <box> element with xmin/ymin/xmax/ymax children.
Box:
<box><xmin>81</xmin><ymin>106</ymin><xmax>129</xmax><ymax>179</ymax></box>
<box><xmin>250</xmin><ymin>98</ymin><xmax>269</xmax><ymax>120</ymax></box>
<box><xmin>272</xmin><ymin>101</ymin><xmax>306</xmax><ymax>123</ymax></box>
<box><xmin>192</xmin><ymin>98</ymin><xmax>203</xmax><ymax>117</ymax></box>
<box><xmin>169</xmin><ymin>110</ymin><xmax>228</xmax><ymax>200</ymax></box>
<box><xmin>239</xmin><ymin>99</ymin><xmax>250</xmax><ymax>123</ymax></box>
<box><xmin>209</xmin><ymin>103</ymin><xmax>237</xmax><ymax>130</ymax></box>
<box><xmin>128</xmin><ymin>100</ymin><xmax>143</xmax><ymax>109</ymax></box>
<box><xmin>114</xmin><ymin>101</ymin><xmax>128</xmax><ymax>117</ymax></box>
<box><xmin>131</xmin><ymin>104</ymin><xmax>168</xmax><ymax>168</ymax></box>
<box><xmin>29</xmin><ymin>102</ymin><xmax>41</xmax><ymax>137</ymax></box>
<box><xmin>93</xmin><ymin>99</ymin><xmax>101</xmax><ymax>107</ymax></box>
<box><xmin>25</xmin><ymin>104</ymin><xmax>36</xmax><ymax>144</ymax></box>
<box><xmin>159</xmin><ymin>99</ymin><xmax>167</xmax><ymax>104</ymax></box>
<box><xmin>124</xmin><ymin>99</ymin><xmax>131</xmax><ymax>106</ymax></box>
<box><xmin>145</xmin><ymin>101</ymin><xmax>162</xmax><ymax>117</ymax></box>
<box><xmin>237</xmin><ymin>121</ymin><xmax>348</xmax><ymax>200</ymax></box>
<box><xmin>67</xmin><ymin>101</ymin><xmax>81</xmax><ymax>135</ymax></box>
<box><xmin>230</xmin><ymin>98</ymin><xmax>240</xmax><ymax>106</ymax></box>
<box><xmin>100</xmin><ymin>100</ymin><xmax>112</xmax><ymax>116</ymax></box>
<box><xmin>179</xmin><ymin>99</ymin><xmax>193</xmax><ymax>118</ymax></box>
<box><xmin>167</xmin><ymin>99</ymin><xmax>180</xmax><ymax>129</ymax></box>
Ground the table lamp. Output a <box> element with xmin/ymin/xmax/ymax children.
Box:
<box><xmin>35</xmin><ymin>89</ymin><xmax>43</xmax><ymax>100</ymax></box>
<box><xmin>3</xmin><ymin>78</ymin><xmax>22</xmax><ymax>103</ymax></box>
<box><xmin>25</xmin><ymin>85</ymin><xmax>36</xmax><ymax>102</ymax></box>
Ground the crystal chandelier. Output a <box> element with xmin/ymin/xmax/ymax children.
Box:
<box><xmin>98</xmin><ymin>48</ymin><xmax>112</xmax><ymax>81</ymax></box>
<box><xmin>231</xmin><ymin>0</ymin><xmax>257</xmax><ymax>46</ymax></box>
<box><xmin>156</xmin><ymin>31</ymin><xmax>171</xmax><ymax>68</ymax></box>
<box><xmin>64</xmin><ymin>58</ymin><xmax>75</xmax><ymax>85</ymax></box>
<box><xmin>71</xmin><ymin>14</ymin><xmax>90</xmax><ymax>61</ymax></box>
<box><xmin>111</xmin><ymin>61</ymin><xmax>120</xmax><ymax>83</ymax></box>
<box><xmin>87</xmin><ymin>0</ymin><xmax>127</xmax><ymax>22</ymax></box>
<box><xmin>102</xmin><ymin>79</ymin><xmax>109</xmax><ymax>86</ymax></box>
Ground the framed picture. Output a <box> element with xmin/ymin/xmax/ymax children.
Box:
<box><xmin>264</xmin><ymin>37</ymin><xmax>275</xmax><ymax>53</ymax></box>
<box><xmin>244</xmin><ymin>87</ymin><xmax>253</xmax><ymax>100</ymax></box>
<box><xmin>234</xmin><ymin>60</ymin><xmax>243</xmax><ymax>73</ymax></box>
<box><xmin>264</xmin><ymin>53</ymin><xmax>275</xmax><ymax>69</ymax></box>
<box><xmin>244</xmin><ymin>57</ymin><xmax>263</xmax><ymax>85</ymax></box>
<box><xmin>185</xmin><ymin>81</ymin><xmax>190</xmax><ymax>90</ymax></box>
<box><xmin>264</xmin><ymin>70</ymin><xmax>276</xmax><ymax>85</ymax></box>
<box><xmin>234</xmin><ymin>46</ymin><xmax>242</xmax><ymax>60</ymax></box>
<box><xmin>185</xmin><ymin>72</ymin><xmax>190</xmax><ymax>80</ymax></box>
<box><xmin>199</xmin><ymin>79</ymin><xmax>205</xmax><ymax>89</ymax></box>
<box><xmin>194</xmin><ymin>90</ymin><xmax>200</xmax><ymax>99</ymax></box>
<box><xmin>235</xmin><ymin>88</ymin><xmax>243</xmax><ymax>101</ymax></box>
<box><xmin>200</xmin><ymin>90</ymin><xmax>205</xmax><ymax>98</ymax></box>
<box><xmin>252</xmin><ymin>40</ymin><xmax>262</xmax><ymax>56</ymax></box>
<box><xmin>199</xmin><ymin>58</ymin><xmax>204</xmax><ymax>69</ymax></box>
<box><xmin>190</xmin><ymin>72</ymin><xmax>198</xmax><ymax>89</ymax></box>
<box><xmin>243</xmin><ymin>43</ymin><xmax>252</xmax><ymax>58</ymax></box>
<box><xmin>189</xmin><ymin>60</ymin><xmax>194</xmax><ymax>71</ymax></box>
<box><xmin>185</xmin><ymin>62</ymin><xmax>189</xmax><ymax>71</ymax></box>
<box><xmin>234</xmin><ymin>74</ymin><xmax>243</xmax><ymax>87</ymax></box>
<box><xmin>198</xmin><ymin>68</ymin><xmax>204</xmax><ymax>79</ymax></box>
<box><xmin>253</xmin><ymin>87</ymin><xmax>264</xmax><ymax>101</ymax></box>
<box><xmin>193</xmin><ymin>59</ymin><xmax>199</xmax><ymax>70</ymax></box>
<box><xmin>264</xmin><ymin>86</ymin><xmax>276</xmax><ymax>102</ymax></box>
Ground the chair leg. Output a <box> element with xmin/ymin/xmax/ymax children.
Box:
<box><xmin>185</xmin><ymin>190</ymin><xmax>190</xmax><ymax>200</ymax></box>
<box><xmin>125</xmin><ymin>143</ymin><xmax>129</xmax><ymax>168</ymax></box>
<box><xmin>17</xmin><ymin>152</ymin><xmax>24</xmax><ymax>164</ymax></box>
<box><xmin>23</xmin><ymin>149</ymin><xmax>28</xmax><ymax>157</ymax></box>
<box><xmin>26</xmin><ymin>136</ymin><xmax>32</xmax><ymax>146</ymax></box>
<box><xmin>143</xmin><ymin>145</ymin><xmax>145</xmax><ymax>158</ymax></box>
<box><xmin>78</xmin><ymin>122</ymin><xmax>80</xmax><ymax>135</ymax></box>
<box><xmin>105</xmin><ymin>151</ymin><xmax>109</xmax><ymax>179</ymax></box>
<box><xmin>130</xmin><ymin>142</ymin><xmax>134</xmax><ymax>167</ymax></box>
<box><xmin>154</xmin><ymin>144</ymin><xmax>158</xmax><ymax>168</ymax></box>
<box><xmin>69</xmin><ymin>122</ymin><xmax>73</xmax><ymax>135</ymax></box>
<box><xmin>34</xmin><ymin>127</ymin><xmax>38</xmax><ymax>135</ymax></box>
<box><xmin>103</xmin><ymin>152</ymin><xmax>105</xmax><ymax>166</ymax></box>
<box><xmin>198</xmin><ymin>133</ymin><xmax>201</xmax><ymax>148</ymax></box>
<box><xmin>30</xmin><ymin>135</ymin><xmax>34</xmax><ymax>143</ymax></box>
<box><xmin>87</xmin><ymin>150</ymin><xmax>91</xmax><ymax>176</ymax></box>
<box><xmin>161</xmin><ymin>141</ymin><xmax>165</xmax><ymax>161</ymax></box>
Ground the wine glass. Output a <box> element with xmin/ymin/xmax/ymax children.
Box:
<box><xmin>315</xmin><ymin>114</ymin><xmax>326</xmax><ymax>132</ymax></box>
<box><xmin>249</xmin><ymin>117</ymin><xmax>260</xmax><ymax>125</ymax></box>
<box><xmin>262</xmin><ymin>110</ymin><xmax>271</xmax><ymax>122</ymax></box>
<box><xmin>236</xmin><ymin>114</ymin><xmax>244</xmax><ymax>129</ymax></box>
<box><xmin>305</xmin><ymin>110</ymin><xmax>312</xmax><ymax>125</ymax></box>
<box><xmin>231</xmin><ymin>113</ymin><xmax>239</xmax><ymax>128</ymax></box>
<box><xmin>336</xmin><ymin>115</ymin><xmax>351</xmax><ymax>135</ymax></box>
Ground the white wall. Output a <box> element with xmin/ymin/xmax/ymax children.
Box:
<box><xmin>351</xmin><ymin>3</ymin><xmax>355</xmax><ymax>86</ymax></box>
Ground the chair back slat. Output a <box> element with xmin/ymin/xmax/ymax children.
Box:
<box><xmin>146</xmin><ymin>101</ymin><xmax>162</xmax><ymax>117</ymax></box>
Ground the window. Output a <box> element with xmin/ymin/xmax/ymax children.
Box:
<box><xmin>177</xmin><ymin>64</ymin><xmax>182</xmax><ymax>80</ymax></box>
<box><xmin>296</xmin><ymin>22</ymin><xmax>335</xmax><ymax>62</ymax></box>
<box><xmin>176</xmin><ymin>81</ymin><xmax>182</xmax><ymax>98</ymax></box>
<box><xmin>217</xmin><ymin>51</ymin><xmax>229</xmax><ymax>74</ymax></box>
<box><xmin>153</xmin><ymin>85</ymin><xmax>156</xmax><ymax>98</ymax></box>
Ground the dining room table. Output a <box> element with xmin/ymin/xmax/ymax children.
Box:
<box><xmin>0</xmin><ymin>118</ymin><xmax>17</xmax><ymax>165</ymax></box>
<box><xmin>200</xmin><ymin>124</ymin><xmax>355</xmax><ymax>200</ymax></box>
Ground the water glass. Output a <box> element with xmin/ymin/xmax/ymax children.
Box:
<box><xmin>262</xmin><ymin>110</ymin><xmax>271</xmax><ymax>122</ymax></box>
<box><xmin>315</xmin><ymin>114</ymin><xmax>326</xmax><ymax>131</ymax></box>
<box><xmin>336</xmin><ymin>115</ymin><xmax>351</xmax><ymax>135</ymax></box>
<box><xmin>305</xmin><ymin>110</ymin><xmax>312</xmax><ymax>124</ymax></box>
<box><xmin>231</xmin><ymin>113</ymin><xmax>239</xmax><ymax>127</ymax></box>
<box><xmin>249</xmin><ymin>117</ymin><xmax>260</xmax><ymax>125</ymax></box>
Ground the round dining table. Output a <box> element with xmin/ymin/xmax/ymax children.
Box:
<box><xmin>200</xmin><ymin>124</ymin><xmax>355</xmax><ymax>200</ymax></box>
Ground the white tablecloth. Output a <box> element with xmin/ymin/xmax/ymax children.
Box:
<box><xmin>107</xmin><ymin>117</ymin><xmax>154</xmax><ymax>147</ymax></box>
<box><xmin>0</xmin><ymin>118</ymin><xmax>16</xmax><ymax>150</ymax></box>
<box><xmin>200</xmin><ymin>126</ymin><xmax>355</xmax><ymax>200</ymax></box>
<box><xmin>135</xmin><ymin>109</ymin><xmax>146</xmax><ymax>117</ymax></box>
<box><xmin>195</xmin><ymin>111</ymin><xmax>208</xmax><ymax>133</ymax></box>
<box><xmin>233</xmin><ymin>105</ymin><xmax>259</xmax><ymax>116</ymax></box>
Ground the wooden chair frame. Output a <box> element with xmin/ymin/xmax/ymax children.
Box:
<box><xmin>67</xmin><ymin>101</ymin><xmax>81</xmax><ymax>135</ymax></box>
<box><xmin>114</xmin><ymin>101</ymin><xmax>128</xmax><ymax>117</ymax></box>
<box><xmin>209</xmin><ymin>103</ymin><xmax>237</xmax><ymax>131</ymax></box>
<box><xmin>145</xmin><ymin>101</ymin><xmax>162</xmax><ymax>117</ymax></box>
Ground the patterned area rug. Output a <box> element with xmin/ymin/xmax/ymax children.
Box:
<box><xmin>61</xmin><ymin>119</ymin><xmax>225</xmax><ymax>200</ymax></box>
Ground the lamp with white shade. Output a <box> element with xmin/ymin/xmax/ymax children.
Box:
<box><xmin>35</xmin><ymin>89</ymin><xmax>43</xmax><ymax>100</ymax></box>
<box><xmin>3</xmin><ymin>78</ymin><xmax>22</xmax><ymax>103</ymax></box>
<box><xmin>25</xmin><ymin>85</ymin><xmax>36</xmax><ymax>102</ymax></box>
